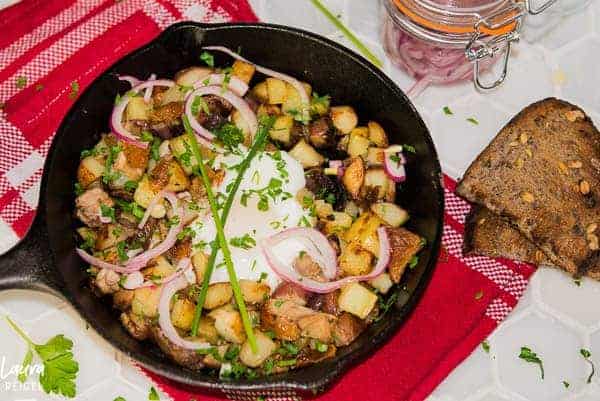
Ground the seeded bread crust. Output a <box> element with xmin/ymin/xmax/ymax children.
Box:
<box><xmin>457</xmin><ymin>98</ymin><xmax>600</xmax><ymax>278</ymax></box>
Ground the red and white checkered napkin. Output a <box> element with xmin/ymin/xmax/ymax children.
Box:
<box><xmin>0</xmin><ymin>2</ymin><xmax>536</xmax><ymax>400</ymax></box>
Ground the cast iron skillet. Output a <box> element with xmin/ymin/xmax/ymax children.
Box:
<box><xmin>0</xmin><ymin>22</ymin><xmax>443</xmax><ymax>396</ymax></box>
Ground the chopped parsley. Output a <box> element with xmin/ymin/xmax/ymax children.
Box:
<box><xmin>150</xmin><ymin>137</ymin><xmax>161</xmax><ymax>161</ymax></box>
<box><xmin>167</xmin><ymin>215</ymin><xmax>180</xmax><ymax>228</ymax></box>
<box><xmin>298</xmin><ymin>215</ymin><xmax>312</xmax><ymax>227</ymax></box>
<box><xmin>229</xmin><ymin>233</ymin><xmax>256</xmax><ymax>250</ymax></box>
<box><xmin>148</xmin><ymin>386</ymin><xmax>159</xmax><ymax>400</ymax></box>
<box><xmin>310</xmin><ymin>91</ymin><xmax>330</xmax><ymax>115</ymax></box>
<box><xmin>114</xmin><ymin>199</ymin><xmax>145</xmax><ymax>221</ymax></box>
<box><xmin>74</xmin><ymin>182</ymin><xmax>84</xmax><ymax>196</ymax></box>
<box><xmin>200</xmin><ymin>51</ymin><xmax>215</xmax><ymax>68</ymax></box>
<box><xmin>221</xmin><ymin>67</ymin><xmax>232</xmax><ymax>93</ymax></box>
<box><xmin>80</xmin><ymin>148</ymin><xmax>97</xmax><ymax>159</ymax></box>
<box><xmin>240</xmin><ymin>177</ymin><xmax>291</xmax><ymax>212</ymax></box>
<box><xmin>279</xmin><ymin>341</ymin><xmax>299</xmax><ymax>356</ymax></box>
<box><xmin>116</xmin><ymin>241</ymin><xmax>128</xmax><ymax>262</ymax></box>
<box><xmin>519</xmin><ymin>346</ymin><xmax>544</xmax><ymax>379</ymax></box>
<box><xmin>315</xmin><ymin>340</ymin><xmax>328</xmax><ymax>353</ymax></box>
<box><xmin>102</xmin><ymin>145</ymin><xmax>122</xmax><ymax>184</ymax></box>
<box><xmin>258</xmin><ymin>272</ymin><xmax>268</xmax><ymax>282</ymax></box>
<box><xmin>408</xmin><ymin>255</ymin><xmax>419</xmax><ymax>269</ymax></box>
<box><xmin>124</xmin><ymin>180</ymin><xmax>138</xmax><ymax>192</ymax></box>
<box><xmin>581</xmin><ymin>348</ymin><xmax>595</xmax><ymax>383</ymax></box>
<box><xmin>68</xmin><ymin>81</ymin><xmax>79</xmax><ymax>100</ymax></box>
<box><xmin>214</xmin><ymin>123</ymin><xmax>245</xmax><ymax>150</ymax></box>
<box><xmin>177</xmin><ymin>226</ymin><xmax>196</xmax><ymax>240</ymax></box>
<box><xmin>562</xmin><ymin>381</ymin><xmax>570</xmax><ymax>388</ymax></box>
<box><xmin>15</xmin><ymin>76</ymin><xmax>27</xmax><ymax>89</ymax></box>
<box><xmin>467</xmin><ymin>117</ymin><xmax>479</xmax><ymax>125</ymax></box>
<box><xmin>482</xmin><ymin>340</ymin><xmax>490</xmax><ymax>353</ymax></box>
<box><xmin>443</xmin><ymin>106</ymin><xmax>453</xmax><ymax>115</ymax></box>
<box><xmin>140</xmin><ymin>130</ymin><xmax>154</xmax><ymax>142</ymax></box>
<box><xmin>402</xmin><ymin>144</ymin><xmax>416</xmax><ymax>153</ymax></box>
<box><xmin>276</xmin><ymin>359</ymin><xmax>297</xmax><ymax>367</ymax></box>
<box><xmin>79</xmin><ymin>233</ymin><xmax>95</xmax><ymax>251</ymax></box>
<box><xmin>100</xmin><ymin>204</ymin><xmax>116</xmax><ymax>223</ymax></box>
<box><xmin>375</xmin><ymin>292</ymin><xmax>398</xmax><ymax>322</ymax></box>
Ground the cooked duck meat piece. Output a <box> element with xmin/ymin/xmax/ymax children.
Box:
<box><xmin>110</xmin><ymin>187</ymin><xmax>134</xmax><ymax>202</ymax></box>
<box><xmin>120</xmin><ymin>312</ymin><xmax>151</xmax><ymax>340</ymax></box>
<box><xmin>293</xmin><ymin>253</ymin><xmax>325</xmax><ymax>281</ymax></box>
<box><xmin>272</xmin><ymin>282</ymin><xmax>309</xmax><ymax>306</ymax></box>
<box><xmin>297</xmin><ymin>313</ymin><xmax>334</xmax><ymax>342</ymax></box>
<box><xmin>166</xmin><ymin>238</ymin><xmax>192</xmax><ymax>264</ymax></box>
<box><xmin>196</xmin><ymin>95</ymin><xmax>233</xmax><ymax>130</ymax></box>
<box><xmin>307</xmin><ymin>290</ymin><xmax>340</xmax><ymax>316</ymax></box>
<box><xmin>332</xmin><ymin>312</ymin><xmax>365</xmax><ymax>346</ymax></box>
<box><xmin>309</xmin><ymin>116</ymin><xmax>335</xmax><ymax>149</ymax></box>
<box><xmin>75</xmin><ymin>187</ymin><xmax>115</xmax><ymax>228</ymax></box>
<box><xmin>304</xmin><ymin>169</ymin><xmax>348</xmax><ymax>211</ymax></box>
<box><xmin>112</xmin><ymin>289</ymin><xmax>134</xmax><ymax>311</ymax></box>
<box><xmin>260</xmin><ymin>308</ymin><xmax>301</xmax><ymax>341</ymax></box>
<box><xmin>94</xmin><ymin>268</ymin><xmax>121</xmax><ymax>295</ymax></box>
<box><xmin>133</xmin><ymin>217</ymin><xmax>158</xmax><ymax>250</ymax></box>
<box><xmin>150</xmin><ymin>326</ymin><xmax>205</xmax><ymax>370</ymax></box>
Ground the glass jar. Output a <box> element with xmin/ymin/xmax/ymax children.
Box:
<box><xmin>382</xmin><ymin>0</ymin><xmax>558</xmax><ymax>96</ymax></box>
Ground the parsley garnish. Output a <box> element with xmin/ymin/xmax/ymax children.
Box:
<box><xmin>562</xmin><ymin>381</ymin><xmax>570</xmax><ymax>388</ymax></box>
<box><xmin>148</xmin><ymin>386</ymin><xmax>159</xmax><ymax>400</ymax></box>
<box><xmin>443</xmin><ymin>106</ymin><xmax>453</xmax><ymax>115</ymax></box>
<box><xmin>574</xmin><ymin>279</ymin><xmax>582</xmax><ymax>287</ymax></box>
<box><xmin>74</xmin><ymin>183</ymin><xmax>84</xmax><ymax>197</ymax></box>
<box><xmin>581</xmin><ymin>348</ymin><xmax>595</xmax><ymax>383</ymax></box>
<box><xmin>310</xmin><ymin>92</ymin><xmax>330</xmax><ymax>115</ymax></box>
<box><xmin>258</xmin><ymin>272</ymin><xmax>268</xmax><ymax>282</ymax></box>
<box><xmin>402</xmin><ymin>144</ymin><xmax>416</xmax><ymax>153</ymax></box>
<box><xmin>140</xmin><ymin>130</ymin><xmax>154</xmax><ymax>142</ymax></box>
<box><xmin>177</xmin><ymin>226</ymin><xmax>196</xmax><ymax>240</ymax></box>
<box><xmin>102</xmin><ymin>144</ymin><xmax>122</xmax><ymax>184</ymax></box>
<box><xmin>124</xmin><ymin>180</ymin><xmax>138</xmax><ymax>192</ymax></box>
<box><xmin>167</xmin><ymin>215</ymin><xmax>180</xmax><ymax>228</ymax></box>
<box><xmin>229</xmin><ymin>233</ymin><xmax>256</xmax><ymax>250</ymax></box>
<box><xmin>100</xmin><ymin>204</ymin><xmax>116</xmax><ymax>223</ymax></box>
<box><xmin>375</xmin><ymin>292</ymin><xmax>398</xmax><ymax>322</ymax></box>
<box><xmin>408</xmin><ymin>255</ymin><xmax>419</xmax><ymax>269</ymax></box>
<box><xmin>214</xmin><ymin>123</ymin><xmax>244</xmax><ymax>150</ymax></box>
<box><xmin>240</xmin><ymin>177</ymin><xmax>290</xmax><ymax>212</ymax></box>
<box><xmin>519</xmin><ymin>346</ymin><xmax>544</xmax><ymax>379</ymax></box>
<box><xmin>80</xmin><ymin>148</ymin><xmax>97</xmax><ymax>159</ymax></box>
<box><xmin>200</xmin><ymin>51</ymin><xmax>214</xmax><ymax>67</ymax></box>
<box><xmin>68</xmin><ymin>81</ymin><xmax>79</xmax><ymax>100</ymax></box>
<box><xmin>16</xmin><ymin>76</ymin><xmax>27</xmax><ymax>89</ymax></box>
<box><xmin>79</xmin><ymin>233</ymin><xmax>95</xmax><ymax>251</ymax></box>
<box><xmin>276</xmin><ymin>359</ymin><xmax>297</xmax><ymax>367</ymax></box>
<box><xmin>467</xmin><ymin>117</ymin><xmax>479</xmax><ymax>125</ymax></box>
<box><xmin>116</xmin><ymin>241</ymin><xmax>128</xmax><ymax>262</ymax></box>
<box><xmin>315</xmin><ymin>341</ymin><xmax>328</xmax><ymax>353</ymax></box>
<box><xmin>482</xmin><ymin>340</ymin><xmax>490</xmax><ymax>353</ymax></box>
<box><xmin>6</xmin><ymin>317</ymin><xmax>79</xmax><ymax>398</ymax></box>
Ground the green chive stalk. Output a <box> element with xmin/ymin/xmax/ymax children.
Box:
<box><xmin>310</xmin><ymin>0</ymin><xmax>383</xmax><ymax>68</ymax></box>
<box><xmin>189</xmin><ymin>117</ymin><xmax>273</xmax><ymax>338</ymax></box>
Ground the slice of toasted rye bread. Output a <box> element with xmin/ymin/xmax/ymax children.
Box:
<box><xmin>464</xmin><ymin>206</ymin><xmax>600</xmax><ymax>280</ymax></box>
<box><xmin>457</xmin><ymin>98</ymin><xmax>600</xmax><ymax>278</ymax></box>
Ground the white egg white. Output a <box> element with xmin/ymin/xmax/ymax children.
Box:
<box><xmin>190</xmin><ymin>147</ymin><xmax>313</xmax><ymax>291</ymax></box>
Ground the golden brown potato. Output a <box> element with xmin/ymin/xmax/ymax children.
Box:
<box><xmin>330</xmin><ymin>106</ymin><xmax>358</xmax><ymax>134</ymax></box>
<box><xmin>251</xmin><ymin>81</ymin><xmax>269</xmax><ymax>103</ymax></box>
<box><xmin>134</xmin><ymin>175</ymin><xmax>160</xmax><ymax>208</ymax></box>
<box><xmin>77</xmin><ymin>156</ymin><xmax>104</xmax><ymax>188</ymax></box>
<box><xmin>342</xmin><ymin>157</ymin><xmax>365</xmax><ymax>199</ymax></box>
<box><xmin>204</xmin><ymin>283</ymin><xmax>233</xmax><ymax>309</ymax></box>
<box><xmin>192</xmin><ymin>251</ymin><xmax>209</xmax><ymax>283</ymax></box>
<box><xmin>347</xmin><ymin>132</ymin><xmax>370</xmax><ymax>158</ymax></box>
<box><xmin>338</xmin><ymin>282</ymin><xmax>377</xmax><ymax>319</ymax></box>
<box><xmin>171</xmin><ymin>297</ymin><xmax>195</xmax><ymax>331</ymax></box>
<box><xmin>257</xmin><ymin>104</ymin><xmax>281</xmax><ymax>118</ymax></box>
<box><xmin>339</xmin><ymin>242</ymin><xmax>373</xmax><ymax>276</ymax></box>
<box><xmin>324</xmin><ymin>212</ymin><xmax>353</xmax><ymax>235</ymax></box>
<box><xmin>386</xmin><ymin>227</ymin><xmax>424</xmax><ymax>283</ymax></box>
<box><xmin>282</xmin><ymin>82</ymin><xmax>311</xmax><ymax>115</ymax></box>
<box><xmin>314</xmin><ymin>199</ymin><xmax>334</xmax><ymax>219</ymax></box>
<box><xmin>367</xmin><ymin>121</ymin><xmax>388</xmax><ymax>147</ymax></box>
<box><xmin>239</xmin><ymin>279</ymin><xmax>270</xmax><ymax>304</ymax></box>
<box><xmin>149</xmin><ymin>256</ymin><xmax>176</xmax><ymax>279</ymax></box>
<box><xmin>368</xmin><ymin>273</ymin><xmax>394</xmax><ymax>294</ymax></box>
<box><xmin>112</xmin><ymin>289</ymin><xmax>134</xmax><ymax>311</ymax></box>
<box><xmin>160</xmin><ymin>85</ymin><xmax>185</xmax><ymax>105</ymax></box>
<box><xmin>164</xmin><ymin>160</ymin><xmax>190</xmax><ymax>192</ymax></box>
<box><xmin>95</xmin><ymin>224</ymin><xmax>131</xmax><ymax>251</ymax></box>
<box><xmin>169</xmin><ymin>135</ymin><xmax>214</xmax><ymax>175</ymax></box>
<box><xmin>363</xmin><ymin>168</ymin><xmax>395</xmax><ymax>201</ymax></box>
<box><xmin>231</xmin><ymin>60</ymin><xmax>255</xmax><ymax>84</ymax></box>
<box><xmin>266</xmin><ymin>78</ymin><xmax>287</xmax><ymax>104</ymax></box>
<box><xmin>370</xmin><ymin>202</ymin><xmax>409</xmax><ymax>227</ymax></box>
<box><xmin>239</xmin><ymin>331</ymin><xmax>277</xmax><ymax>368</ymax></box>
<box><xmin>197</xmin><ymin>317</ymin><xmax>220</xmax><ymax>344</ymax></box>
<box><xmin>366</xmin><ymin>147</ymin><xmax>385</xmax><ymax>166</ymax></box>
<box><xmin>289</xmin><ymin>139</ymin><xmax>325</xmax><ymax>168</ymax></box>
<box><xmin>209</xmin><ymin>306</ymin><xmax>246</xmax><ymax>344</ymax></box>
<box><xmin>273</xmin><ymin>316</ymin><xmax>301</xmax><ymax>341</ymax></box>
<box><xmin>269</xmin><ymin>115</ymin><xmax>294</xmax><ymax>146</ymax></box>
<box><xmin>297</xmin><ymin>313</ymin><xmax>333</xmax><ymax>343</ymax></box>
<box><xmin>131</xmin><ymin>286</ymin><xmax>162</xmax><ymax>318</ymax></box>
<box><xmin>126</xmin><ymin>96</ymin><xmax>150</xmax><ymax>120</ymax></box>
<box><xmin>122</xmin><ymin>142</ymin><xmax>150</xmax><ymax>170</ymax></box>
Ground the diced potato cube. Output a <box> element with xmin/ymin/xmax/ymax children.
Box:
<box><xmin>342</xmin><ymin>157</ymin><xmax>365</xmax><ymax>199</ymax></box>
<box><xmin>370</xmin><ymin>202</ymin><xmax>409</xmax><ymax>227</ymax></box>
<box><xmin>314</xmin><ymin>199</ymin><xmax>334</xmax><ymax>219</ymax></box>
<box><xmin>192</xmin><ymin>251</ymin><xmax>209</xmax><ymax>283</ymax></box>
<box><xmin>171</xmin><ymin>297</ymin><xmax>195</xmax><ymax>331</ymax></box>
<box><xmin>232</xmin><ymin>60</ymin><xmax>255</xmax><ymax>84</ymax></box>
<box><xmin>96</xmin><ymin>224</ymin><xmax>129</xmax><ymax>250</ymax></box>
<box><xmin>239</xmin><ymin>331</ymin><xmax>277</xmax><ymax>368</ymax></box>
<box><xmin>266</xmin><ymin>78</ymin><xmax>287</xmax><ymax>104</ymax></box>
<box><xmin>134</xmin><ymin>175</ymin><xmax>160</xmax><ymax>208</ymax></box>
<box><xmin>366</xmin><ymin>147</ymin><xmax>385</xmax><ymax>166</ymax></box>
<box><xmin>358</xmin><ymin>214</ymin><xmax>383</xmax><ymax>256</ymax></box>
<box><xmin>251</xmin><ymin>81</ymin><xmax>269</xmax><ymax>103</ymax></box>
<box><xmin>204</xmin><ymin>283</ymin><xmax>233</xmax><ymax>309</ymax></box>
<box><xmin>338</xmin><ymin>282</ymin><xmax>378</xmax><ymax>319</ymax></box>
<box><xmin>126</xmin><ymin>96</ymin><xmax>150</xmax><ymax>120</ymax></box>
<box><xmin>369</xmin><ymin>273</ymin><xmax>394</xmax><ymax>294</ymax></box>
<box><xmin>282</xmin><ymin>82</ymin><xmax>311</xmax><ymax>115</ymax></box>
<box><xmin>160</xmin><ymin>85</ymin><xmax>185</xmax><ymax>105</ymax></box>
<box><xmin>209</xmin><ymin>306</ymin><xmax>246</xmax><ymax>344</ymax></box>
<box><xmin>131</xmin><ymin>286</ymin><xmax>162</xmax><ymax>318</ymax></box>
<box><xmin>368</xmin><ymin>121</ymin><xmax>388</xmax><ymax>147</ymax></box>
<box><xmin>363</xmin><ymin>168</ymin><xmax>395</xmax><ymax>201</ymax></box>
<box><xmin>339</xmin><ymin>242</ymin><xmax>373</xmax><ymax>276</ymax></box>
<box><xmin>347</xmin><ymin>133</ymin><xmax>370</xmax><ymax>158</ymax></box>
<box><xmin>77</xmin><ymin>156</ymin><xmax>105</xmax><ymax>188</ymax></box>
<box><xmin>257</xmin><ymin>104</ymin><xmax>281</xmax><ymax>118</ymax></box>
<box><xmin>350</xmin><ymin>127</ymin><xmax>369</xmax><ymax>137</ymax></box>
<box><xmin>330</xmin><ymin>106</ymin><xmax>358</xmax><ymax>134</ymax></box>
<box><xmin>269</xmin><ymin>114</ymin><xmax>294</xmax><ymax>145</ymax></box>
<box><xmin>324</xmin><ymin>212</ymin><xmax>353</xmax><ymax>235</ymax></box>
<box><xmin>175</xmin><ymin>66</ymin><xmax>212</xmax><ymax>87</ymax></box>
<box><xmin>150</xmin><ymin>256</ymin><xmax>176</xmax><ymax>279</ymax></box>
<box><xmin>289</xmin><ymin>139</ymin><xmax>325</xmax><ymax>168</ymax></box>
<box><xmin>164</xmin><ymin>160</ymin><xmax>190</xmax><ymax>192</ymax></box>
<box><xmin>197</xmin><ymin>317</ymin><xmax>220</xmax><ymax>344</ymax></box>
<box><xmin>239</xmin><ymin>279</ymin><xmax>270</xmax><ymax>304</ymax></box>
<box><xmin>170</xmin><ymin>135</ymin><xmax>214</xmax><ymax>175</ymax></box>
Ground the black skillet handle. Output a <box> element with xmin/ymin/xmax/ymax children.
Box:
<box><xmin>0</xmin><ymin>209</ymin><xmax>64</xmax><ymax>297</ymax></box>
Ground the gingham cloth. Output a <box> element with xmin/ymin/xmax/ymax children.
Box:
<box><xmin>0</xmin><ymin>2</ymin><xmax>535</xmax><ymax>400</ymax></box>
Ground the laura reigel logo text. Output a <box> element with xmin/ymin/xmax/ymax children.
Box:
<box><xmin>0</xmin><ymin>356</ymin><xmax>43</xmax><ymax>392</ymax></box>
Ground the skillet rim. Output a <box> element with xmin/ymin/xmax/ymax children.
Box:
<box><xmin>40</xmin><ymin>21</ymin><xmax>444</xmax><ymax>394</ymax></box>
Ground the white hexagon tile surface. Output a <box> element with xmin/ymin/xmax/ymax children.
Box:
<box><xmin>1</xmin><ymin>0</ymin><xmax>600</xmax><ymax>400</ymax></box>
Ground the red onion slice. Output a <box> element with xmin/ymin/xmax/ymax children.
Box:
<box><xmin>383</xmin><ymin>146</ymin><xmax>407</xmax><ymax>183</ymax></box>
<box><xmin>184</xmin><ymin>85</ymin><xmax>257</xmax><ymax>141</ymax></box>
<box><xmin>262</xmin><ymin>227</ymin><xmax>391</xmax><ymax>293</ymax></box>
<box><xmin>193</xmin><ymin>73</ymin><xmax>249</xmax><ymax>97</ymax></box>
<box><xmin>121</xmin><ymin>271</ymin><xmax>144</xmax><ymax>289</ymax></box>
<box><xmin>110</xmin><ymin>79</ymin><xmax>174</xmax><ymax>148</ymax></box>
<box><xmin>125</xmin><ymin>191</ymin><xmax>184</xmax><ymax>269</ymax></box>
<box><xmin>143</xmin><ymin>73</ymin><xmax>157</xmax><ymax>103</ymax></box>
<box><xmin>158</xmin><ymin>275</ymin><xmax>213</xmax><ymax>350</ymax></box>
<box><xmin>122</xmin><ymin>258</ymin><xmax>192</xmax><ymax>289</ymax></box>
<box><xmin>203</xmin><ymin>46</ymin><xmax>310</xmax><ymax>122</ymax></box>
<box><xmin>117</xmin><ymin>75</ymin><xmax>141</xmax><ymax>88</ymax></box>
<box><xmin>76</xmin><ymin>248</ymin><xmax>141</xmax><ymax>274</ymax></box>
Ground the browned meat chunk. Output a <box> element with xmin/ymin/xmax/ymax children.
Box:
<box><xmin>272</xmin><ymin>282</ymin><xmax>309</xmax><ymax>306</ymax></box>
<box><xmin>387</xmin><ymin>227</ymin><xmax>424</xmax><ymax>283</ymax></box>
<box><xmin>309</xmin><ymin>116</ymin><xmax>334</xmax><ymax>149</ymax></box>
<box><xmin>293</xmin><ymin>253</ymin><xmax>324</xmax><ymax>281</ymax></box>
<box><xmin>75</xmin><ymin>187</ymin><xmax>114</xmax><ymax>228</ymax></box>
<box><xmin>94</xmin><ymin>268</ymin><xmax>121</xmax><ymax>295</ymax></box>
<box><xmin>332</xmin><ymin>312</ymin><xmax>366</xmax><ymax>346</ymax></box>
<box><xmin>120</xmin><ymin>312</ymin><xmax>151</xmax><ymax>340</ymax></box>
<box><xmin>150</xmin><ymin>326</ymin><xmax>205</xmax><ymax>370</ymax></box>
